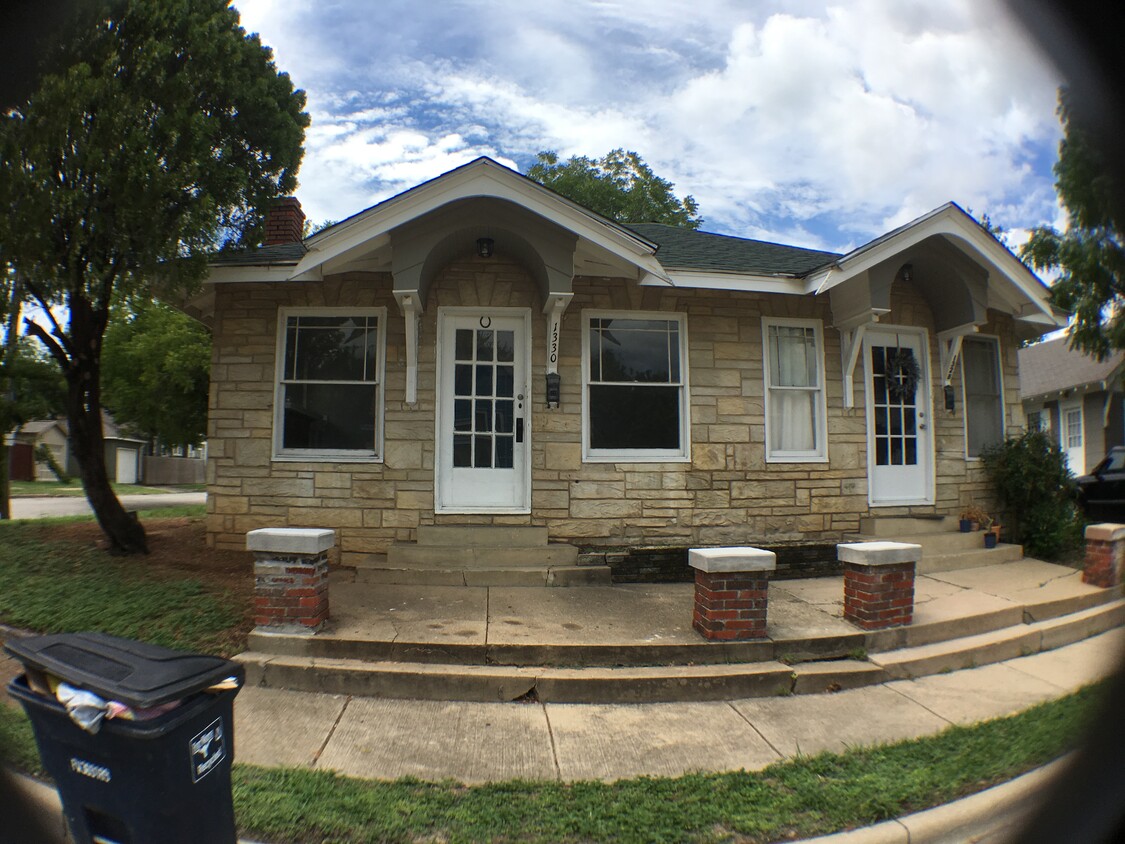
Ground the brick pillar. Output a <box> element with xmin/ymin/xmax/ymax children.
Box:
<box><xmin>247</xmin><ymin>528</ymin><xmax>335</xmax><ymax>633</ymax></box>
<box><xmin>689</xmin><ymin>547</ymin><xmax>776</xmax><ymax>640</ymax></box>
<box><xmin>837</xmin><ymin>541</ymin><xmax>921</xmax><ymax>630</ymax></box>
<box><xmin>1083</xmin><ymin>523</ymin><xmax>1125</xmax><ymax>588</ymax></box>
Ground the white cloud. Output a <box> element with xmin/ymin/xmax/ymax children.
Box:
<box><xmin>231</xmin><ymin>0</ymin><xmax>1063</xmax><ymax>250</ymax></box>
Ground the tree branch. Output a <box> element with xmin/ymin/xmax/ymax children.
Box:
<box><xmin>23</xmin><ymin>319</ymin><xmax>70</xmax><ymax>371</ymax></box>
<box><xmin>21</xmin><ymin>277</ymin><xmax>75</xmax><ymax>358</ymax></box>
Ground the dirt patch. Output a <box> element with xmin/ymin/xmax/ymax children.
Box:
<box><xmin>28</xmin><ymin>517</ymin><xmax>254</xmax><ymax>595</ymax></box>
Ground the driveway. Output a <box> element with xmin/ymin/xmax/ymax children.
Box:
<box><xmin>8</xmin><ymin>491</ymin><xmax>206</xmax><ymax>519</ymax></box>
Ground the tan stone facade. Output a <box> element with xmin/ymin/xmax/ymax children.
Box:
<box><xmin>206</xmin><ymin>255</ymin><xmax>1020</xmax><ymax>563</ymax></box>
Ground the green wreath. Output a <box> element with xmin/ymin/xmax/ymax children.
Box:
<box><xmin>885</xmin><ymin>349</ymin><xmax>920</xmax><ymax>401</ymax></box>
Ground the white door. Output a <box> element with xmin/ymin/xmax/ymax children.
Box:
<box><xmin>1061</xmin><ymin>399</ymin><xmax>1085</xmax><ymax>475</ymax></box>
<box><xmin>115</xmin><ymin>447</ymin><xmax>138</xmax><ymax>484</ymax></box>
<box><xmin>864</xmin><ymin>329</ymin><xmax>934</xmax><ymax>505</ymax></box>
<box><xmin>436</xmin><ymin>309</ymin><xmax>531</xmax><ymax>513</ymax></box>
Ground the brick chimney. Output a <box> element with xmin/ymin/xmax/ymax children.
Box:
<box><xmin>264</xmin><ymin>196</ymin><xmax>305</xmax><ymax>245</ymax></box>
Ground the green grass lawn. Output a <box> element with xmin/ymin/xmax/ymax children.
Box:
<box><xmin>0</xmin><ymin>518</ymin><xmax>241</xmax><ymax>655</ymax></box>
<box><xmin>9</xmin><ymin>480</ymin><xmax>204</xmax><ymax>497</ymax></box>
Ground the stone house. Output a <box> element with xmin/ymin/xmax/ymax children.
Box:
<box><xmin>1018</xmin><ymin>336</ymin><xmax>1125</xmax><ymax>475</ymax></box>
<box><xmin>191</xmin><ymin>158</ymin><xmax>1063</xmax><ymax>577</ymax></box>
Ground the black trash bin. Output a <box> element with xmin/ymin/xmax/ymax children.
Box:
<box><xmin>5</xmin><ymin>632</ymin><xmax>244</xmax><ymax>844</ymax></box>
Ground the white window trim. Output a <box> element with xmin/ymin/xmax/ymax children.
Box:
<box><xmin>581</xmin><ymin>310</ymin><xmax>691</xmax><ymax>463</ymax></box>
<box><xmin>762</xmin><ymin>317</ymin><xmax>829</xmax><ymax>463</ymax></box>
<box><xmin>272</xmin><ymin>306</ymin><xmax>387</xmax><ymax>463</ymax></box>
<box><xmin>960</xmin><ymin>334</ymin><xmax>1005</xmax><ymax>461</ymax></box>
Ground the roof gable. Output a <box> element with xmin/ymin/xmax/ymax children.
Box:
<box><xmin>1018</xmin><ymin>336</ymin><xmax>1125</xmax><ymax>399</ymax></box>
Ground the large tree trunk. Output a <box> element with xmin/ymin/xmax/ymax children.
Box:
<box><xmin>65</xmin><ymin>339</ymin><xmax>148</xmax><ymax>555</ymax></box>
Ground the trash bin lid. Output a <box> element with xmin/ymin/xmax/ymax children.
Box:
<box><xmin>3</xmin><ymin>632</ymin><xmax>243</xmax><ymax>709</ymax></box>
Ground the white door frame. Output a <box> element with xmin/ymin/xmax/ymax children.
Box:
<box><xmin>863</xmin><ymin>325</ymin><xmax>935</xmax><ymax>506</ymax></box>
<box><xmin>434</xmin><ymin>307</ymin><xmax>532</xmax><ymax>514</ymax></box>
<box><xmin>1060</xmin><ymin>397</ymin><xmax>1085</xmax><ymax>475</ymax></box>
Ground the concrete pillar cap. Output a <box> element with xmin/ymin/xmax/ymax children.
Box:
<box><xmin>247</xmin><ymin>527</ymin><xmax>336</xmax><ymax>555</ymax></box>
<box><xmin>837</xmin><ymin>541</ymin><xmax>921</xmax><ymax>566</ymax></box>
<box><xmin>1085</xmin><ymin>523</ymin><xmax>1125</xmax><ymax>543</ymax></box>
<box><xmin>689</xmin><ymin>546</ymin><xmax>777</xmax><ymax>573</ymax></box>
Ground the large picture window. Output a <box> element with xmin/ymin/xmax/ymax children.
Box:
<box><xmin>583</xmin><ymin>313</ymin><xmax>689</xmax><ymax>461</ymax></box>
<box><xmin>274</xmin><ymin>309</ymin><xmax>385</xmax><ymax>460</ymax></box>
<box><xmin>962</xmin><ymin>337</ymin><xmax>1004</xmax><ymax>458</ymax></box>
<box><xmin>763</xmin><ymin>318</ymin><xmax>828</xmax><ymax>462</ymax></box>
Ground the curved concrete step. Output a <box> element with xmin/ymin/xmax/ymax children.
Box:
<box><xmin>236</xmin><ymin>598</ymin><xmax>1125</xmax><ymax>703</ymax></box>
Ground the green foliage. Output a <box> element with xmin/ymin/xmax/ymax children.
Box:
<box><xmin>102</xmin><ymin>300</ymin><xmax>210</xmax><ymax>449</ymax></box>
<box><xmin>981</xmin><ymin>430</ymin><xmax>1083</xmax><ymax>560</ymax></box>
<box><xmin>227</xmin><ymin>684</ymin><xmax>1100</xmax><ymax>843</ymax></box>
<box><xmin>0</xmin><ymin>522</ymin><xmax>241</xmax><ymax>654</ymax></box>
<box><xmin>526</xmin><ymin>149</ymin><xmax>703</xmax><ymax>229</ymax></box>
<box><xmin>0</xmin><ymin>0</ymin><xmax>307</xmax><ymax>552</ymax></box>
<box><xmin>1021</xmin><ymin>91</ymin><xmax>1125</xmax><ymax>359</ymax></box>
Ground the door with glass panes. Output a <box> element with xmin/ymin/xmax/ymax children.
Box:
<box><xmin>863</xmin><ymin>328</ymin><xmax>934</xmax><ymax>504</ymax></box>
<box><xmin>436</xmin><ymin>309</ymin><xmax>530</xmax><ymax>512</ymax></box>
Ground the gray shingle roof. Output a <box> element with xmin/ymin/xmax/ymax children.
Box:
<box><xmin>209</xmin><ymin>242</ymin><xmax>306</xmax><ymax>266</ymax></box>
<box><xmin>627</xmin><ymin>223</ymin><xmax>841</xmax><ymax>276</ymax></box>
<box><xmin>1017</xmin><ymin>336</ymin><xmax>1125</xmax><ymax>399</ymax></box>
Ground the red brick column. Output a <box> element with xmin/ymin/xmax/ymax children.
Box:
<box><xmin>247</xmin><ymin>528</ymin><xmax>335</xmax><ymax>633</ymax></box>
<box><xmin>689</xmin><ymin>547</ymin><xmax>776</xmax><ymax>640</ymax></box>
<box><xmin>1083</xmin><ymin>524</ymin><xmax>1125</xmax><ymax>588</ymax></box>
<box><xmin>837</xmin><ymin>541</ymin><xmax>920</xmax><ymax>630</ymax></box>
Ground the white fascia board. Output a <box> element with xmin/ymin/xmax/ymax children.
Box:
<box><xmin>299</xmin><ymin>159</ymin><xmax>671</xmax><ymax>284</ymax></box>
<box><xmin>808</xmin><ymin>205</ymin><xmax>1063</xmax><ymax>326</ymax></box>
<box><xmin>207</xmin><ymin>265</ymin><xmax>302</xmax><ymax>284</ymax></box>
<box><xmin>659</xmin><ymin>269</ymin><xmax>806</xmax><ymax>294</ymax></box>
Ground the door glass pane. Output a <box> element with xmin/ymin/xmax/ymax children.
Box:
<box><xmin>496</xmin><ymin>365</ymin><xmax>514</xmax><ymax>397</ymax></box>
<box><xmin>475</xmin><ymin>365</ymin><xmax>493</xmax><ymax>396</ymax></box>
<box><xmin>497</xmin><ymin>331</ymin><xmax>514</xmax><ymax>362</ymax></box>
<box><xmin>454</xmin><ymin>399</ymin><xmax>471</xmax><ymax>432</ymax></box>
<box><xmin>455</xmin><ymin>364</ymin><xmax>472</xmax><ymax>396</ymax></box>
<box><xmin>475</xmin><ymin>399</ymin><xmax>493</xmax><ymax>433</ymax></box>
<box><xmin>453</xmin><ymin>435</ymin><xmax>472</xmax><ymax>467</ymax></box>
<box><xmin>476</xmin><ymin>330</ymin><xmax>494</xmax><ymax>361</ymax></box>
<box><xmin>455</xmin><ymin>329</ymin><xmax>473</xmax><ymax>360</ymax></box>
<box><xmin>495</xmin><ymin>400</ymin><xmax>514</xmax><ymax>433</ymax></box>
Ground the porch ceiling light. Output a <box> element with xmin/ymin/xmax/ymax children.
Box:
<box><xmin>476</xmin><ymin>237</ymin><xmax>495</xmax><ymax>258</ymax></box>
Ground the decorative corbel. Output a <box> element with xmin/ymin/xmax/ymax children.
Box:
<box><xmin>394</xmin><ymin>291</ymin><xmax>421</xmax><ymax>405</ymax></box>
<box><xmin>937</xmin><ymin>326</ymin><xmax>979</xmax><ymax>387</ymax></box>
<box><xmin>543</xmin><ymin>293</ymin><xmax>572</xmax><ymax>376</ymax></box>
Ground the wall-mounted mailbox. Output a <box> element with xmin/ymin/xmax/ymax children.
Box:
<box><xmin>546</xmin><ymin>372</ymin><xmax>561</xmax><ymax>408</ymax></box>
<box><xmin>944</xmin><ymin>384</ymin><xmax>955</xmax><ymax>413</ymax></box>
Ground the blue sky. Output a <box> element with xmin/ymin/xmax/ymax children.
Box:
<box><xmin>235</xmin><ymin>0</ymin><xmax>1065</xmax><ymax>254</ymax></box>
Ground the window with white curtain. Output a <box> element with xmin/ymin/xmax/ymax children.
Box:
<box><xmin>762</xmin><ymin>318</ymin><xmax>828</xmax><ymax>462</ymax></box>
<box><xmin>962</xmin><ymin>336</ymin><xmax>1004</xmax><ymax>458</ymax></box>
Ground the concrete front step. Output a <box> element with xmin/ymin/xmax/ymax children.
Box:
<box><xmin>416</xmin><ymin>526</ymin><xmax>549</xmax><ymax>546</ymax></box>
<box><xmin>869</xmin><ymin>598</ymin><xmax>1125</xmax><ymax>680</ymax></box>
<box><xmin>916</xmin><ymin>542</ymin><xmax>1023</xmax><ymax>573</ymax></box>
<box><xmin>237</xmin><ymin>597</ymin><xmax>1125</xmax><ymax>704</ymax></box>
<box><xmin>858</xmin><ymin>515</ymin><xmax>954</xmax><ymax>537</ymax></box>
<box><xmin>846</xmin><ymin>529</ymin><xmax>1008</xmax><ymax>555</ymax></box>
<box><xmin>387</xmin><ymin>542</ymin><xmax>579</xmax><ymax>569</ymax></box>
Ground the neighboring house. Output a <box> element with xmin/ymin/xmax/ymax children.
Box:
<box><xmin>190</xmin><ymin>157</ymin><xmax>1063</xmax><ymax>566</ymax></box>
<box><xmin>13</xmin><ymin>413</ymin><xmax>148</xmax><ymax>483</ymax></box>
<box><xmin>1018</xmin><ymin>336</ymin><xmax>1125</xmax><ymax>475</ymax></box>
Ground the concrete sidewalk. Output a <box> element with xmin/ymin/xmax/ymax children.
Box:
<box><xmin>8</xmin><ymin>491</ymin><xmax>205</xmax><ymax>519</ymax></box>
<box><xmin>234</xmin><ymin>627</ymin><xmax>1125</xmax><ymax>783</ymax></box>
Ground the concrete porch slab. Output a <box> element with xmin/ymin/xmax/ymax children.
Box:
<box><xmin>545</xmin><ymin>701</ymin><xmax>780</xmax><ymax>781</ymax></box>
<box><xmin>924</xmin><ymin>559</ymin><xmax>1100</xmax><ymax>609</ymax></box>
<box><xmin>328</xmin><ymin>577</ymin><xmax>489</xmax><ymax>646</ymax></box>
<box><xmin>485</xmin><ymin>584</ymin><xmax>698</xmax><ymax>646</ymax></box>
